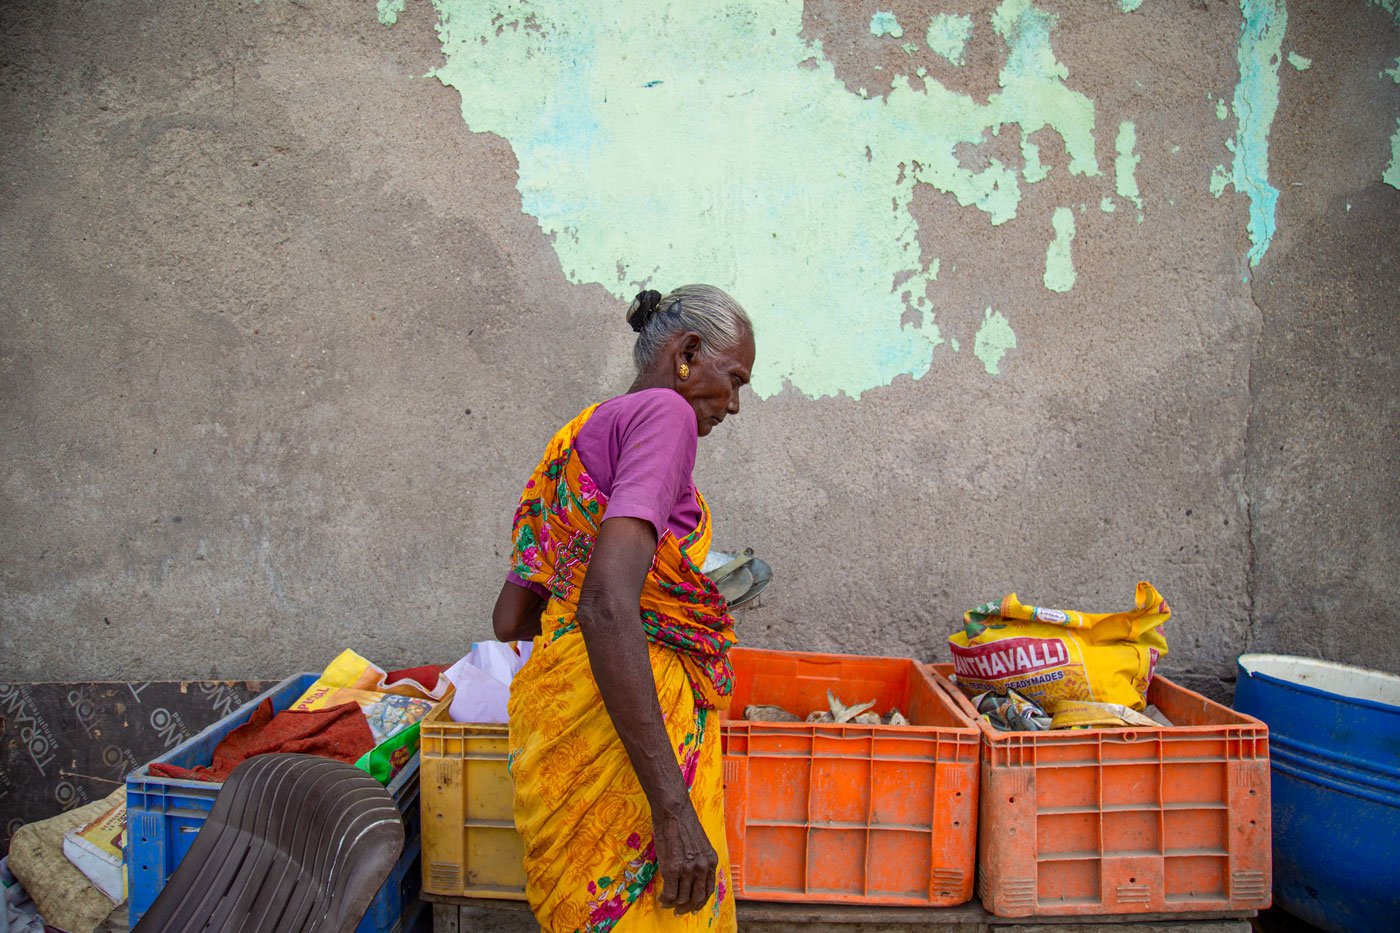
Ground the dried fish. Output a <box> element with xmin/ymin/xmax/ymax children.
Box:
<box><xmin>744</xmin><ymin>704</ymin><xmax>801</xmax><ymax>722</ymax></box>
<box><xmin>852</xmin><ymin>712</ymin><xmax>882</xmax><ymax>725</ymax></box>
<box><xmin>884</xmin><ymin>709</ymin><xmax>910</xmax><ymax>726</ymax></box>
<box><xmin>806</xmin><ymin>710</ymin><xmax>834</xmax><ymax>723</ymax></box>
<box><xmin>827</xmin><ymin>690</ymin><xmax>877</xmax><ymax>724</ymax></box>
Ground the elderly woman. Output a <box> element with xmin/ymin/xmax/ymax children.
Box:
<box><xmin>492</xmin><ymin>285</ymin><xmax>755</xmax><ymax>932</ymax></box>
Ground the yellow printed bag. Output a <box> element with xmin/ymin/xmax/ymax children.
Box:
<box><xmin>313</xmin><ymin>648</ymin><xmax>451</xmax><ymax>701</ymax></box>
<box><xmin>948</xmin><ymin>581</ymin><xmax>1169</xmax><ymax>713</ymax></box>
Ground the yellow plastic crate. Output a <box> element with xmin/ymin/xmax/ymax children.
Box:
<box><xmin>419</xmin><ymin>700</ymin><xmax>527</xmax><ymax>900</ymax></box>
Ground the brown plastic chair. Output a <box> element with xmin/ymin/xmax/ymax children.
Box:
<box><xmin>133</xmin><ymin>753</ymin><xmax>405</xmax><ymax>933</ymax></box>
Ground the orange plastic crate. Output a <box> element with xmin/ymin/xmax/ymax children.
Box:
<box><xmin>721</xmin><ymin>648</ymin><xmax>981</xmax><ymax>906</ymax></box>
<box><xmin>930</xmin><ymin>664</ymin><xmax>1271</xmax><ymax>917</ymax></box>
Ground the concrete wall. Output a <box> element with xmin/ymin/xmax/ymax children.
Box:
<box><xmin>2</xmin><ymin>0</ymin><xmax>1396</xmax><ymax>695</ymax></box>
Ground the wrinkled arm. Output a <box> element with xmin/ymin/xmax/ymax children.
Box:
<box><xmin>575</xmin><ymin>516</ymin><xmax>717</xmax><ymax>915</ymax></box>
<box><xmin>491</xmin><ymin>581</ymin><xmax>544</xmax><ymax>642</ymax></box>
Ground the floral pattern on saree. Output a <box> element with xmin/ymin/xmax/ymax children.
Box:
<box><xmin>577</xmin><ymin>712</ymin><xmax>718</xmax><ymax>932</ymax></box>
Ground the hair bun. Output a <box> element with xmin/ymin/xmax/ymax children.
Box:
<box><xmin>627</xmin><ymin>289</ymin><xmax>664</xmax><ymax>333</ymax></box>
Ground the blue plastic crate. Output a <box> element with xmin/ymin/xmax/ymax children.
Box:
<box><xmin>366</xmin><ymin>832</ymin><xmax>424</xmax><ymax>933</ymax></box>
<box><xmin>124</xmin><ymin>672</ymin><xmax>422</xmax><ymax>931</ymax></box>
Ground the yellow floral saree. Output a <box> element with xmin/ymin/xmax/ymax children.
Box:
<box><xmin>507</xmin><ymin>405</ymin><xmax>737</xmax><ymax>932</ymax></box>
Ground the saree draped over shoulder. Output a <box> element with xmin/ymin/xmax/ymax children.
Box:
<box><xmin>507</xmin><ymin>405</ymin><xmax>738</xmax><ymax>933</ymax></box>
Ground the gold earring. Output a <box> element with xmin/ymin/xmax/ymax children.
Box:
<box><xmin>678</xmin><ymin>363</ymin><xmax>690</xmax><ymax>379</ymax></box>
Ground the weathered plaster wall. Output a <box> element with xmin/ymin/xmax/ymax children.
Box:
<box><xmin>1</xmin><ymin>0</ymin><xmax>1396</xmax><ymax>696</ymax></box>
<box><xmin>1246</xmin><ymin>3</ymin><xmax>1400</xmax><ymax>667</ymax></box>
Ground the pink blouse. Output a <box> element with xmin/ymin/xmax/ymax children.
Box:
<box><xmin>507</xmin><ymin>388</ymin><xmax>700</xmax><ymax>597</ymax></box>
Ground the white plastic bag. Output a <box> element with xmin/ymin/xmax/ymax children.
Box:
<box><xmin>445</xmin><ymin>641</ymin><xmax>533</xmax><ymax>723</ymax></box>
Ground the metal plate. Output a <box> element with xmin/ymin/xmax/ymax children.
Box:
<box><xmin>701</xmin><ymin>549</ymin><xmax>773</xmax><ymax>608</ymax></box>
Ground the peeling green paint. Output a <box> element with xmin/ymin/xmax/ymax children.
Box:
<box><xmin>1210</xmin><ymin>165</ymin><xmax>1232</xmax><ymax>198</ymax></box>
<box><xmin>1225</xmin><ymin>0</ymin><xmax>1286</xmax><ymax>270</ymax></box>
<box><xmin>1365</xmin><ymin>0</ymin><xmax>1400</xmax><ymax>24</ymax></box>
<box><xmin>1114</xmin><ymin>121</ymin><xmax>1142</xmax><ymax>214</ymax></box>
<box><xmin>1118</xmin><ymin>0</ymin><xmax>1145</xmax><ymax>11</ymax></box>
<box><xmin>1022</xmin><ymin>139</ymin><xmax>1050</xmax><ymax>183</ymax></box>
<box><xmin>974</xmin><ymin>308</ymin><xmax>1017</xmax><ymax>375</ymax></box>
<box><xmin>870</xmin><ymin>11</ymin><xmax>904</xmax><ymax>38</ymax></box>
<box><xmin>1364</xmin><ymin>0</ymin><xmax>1400</xmax><ymax>188</ymax></box>
<box><xmin>951</xmin><ymin>337</ymin><xmax>961</xmax><ymax>352</ymax></box>
<box><xmin>1386</xmin><ymin>59</ymin><xmax>1400</xmax><ymax>189</ymax></box>
<box><xmin>377</xmin><ymin>0</ymin><xmax>405</xmax><ymax>26</ymax></box>
<box><xmin>990</xmin><ymin>0</ymin><xmax>1100</xmax><ymax>180</ymax></box>
<box><xmin>396</xmin><ymin>0</ymin><xmax>1129</xmax><ymax>398</ymax></box>
<box><xmin>1100</xmin><ymin>196</ymin><xmax>1116</xmax><ymax>212</ymax></box>
<box><xmin>1044</xmin><ymin>208</ymin><xmax>1076</xmax><ymax>293</ymax></box>
<box><xmin>927</xmin><ymin>13</ymin><xmax>973</xmax><ymax>66</ymax></box>
<box><xmin>1286</xmin><ymin>51</ymin><xmax>1310</xmax><ymax>70</ymax></box>
<box><xmin>1385</xmin><ymin>125</ymin><xmax>1400</xmax><ymax>189</ymax></box>
<box><xmin>1216</xmin><ymin>98</ymin><xmax>1229</xmax><ymax>120</ymax></box>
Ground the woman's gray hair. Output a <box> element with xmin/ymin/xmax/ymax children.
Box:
<box><xmin>626</xmin><ymin>284</ymin><xmax>753</xmax><ymax>373</ymax></box>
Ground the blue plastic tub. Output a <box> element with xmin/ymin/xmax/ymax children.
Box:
<box><xmin>1234</xmin><ymin>654</ymin><xmax>1400</xmax><ymax>933</ymax></box>
<box><xmin>125</xmin><ymin>672</ymin><xmax>422</xmax><ymax>931</ymax></box>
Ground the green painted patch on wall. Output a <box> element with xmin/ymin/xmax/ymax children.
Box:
<box><xmin>1115</xmin><ymin>121</ymin><xmax>1143</xmax><ymax>216</ymax></box>
<box><xmin>1043</xmin><ymin>207</ymin><xmax>1076</xmax><ymax>293</ymax></box>
<box><xmin>927</xmin><ymin>13</ymin><xmax>974</xmax><ymax>66</ymax></box>
<box><xmin>1366</xmin><ymin>0</ymin><xmax>1400</xmax><ymax>25</ymax></box>
<box><xmin>395</xmin><ymin>0</ymin><xmax>1142</xmax><ymax>397</ymax></box>
<box><xmin>870</xmin><ymin>11</ymin><xmax>904</xmax><ymax>39</ymax></box>
<box><xmin>1225</xmin><ymin>0</ymin><xmax>1286</xmax><ymax>271</ymax></box>
<box><xmin>1386</xmin><ymin>59</ymin><xmax>1400</xmax><ymax>190</ymax></box>
<box><xmin>974</xmin><ymin>308</ymin><xmax>1017</xmax><ymax>375</ymax></box>
<box><xmin>377</xmin><ymin>0</ymin><xmax>405</xmax><ymax>26</ymax></box>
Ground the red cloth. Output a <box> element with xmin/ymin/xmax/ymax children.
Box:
<box><xmin>149</xmin><ymin>699</ymin><xmax>375</xmax><ymax>783</ymax></box>
<box><xmin>382</xmin><ymin>664</ymin><xmax>447</xmax><ymax>689</ymax></box>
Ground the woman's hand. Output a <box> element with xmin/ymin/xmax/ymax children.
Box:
<box><xmin>653</xmin><ymin>799</ymin><xmax>719</xmax><ymax>914</ymax></box>
<box><xmin>575</xmin><ymin>516</ymin><xmax>717</xmax><ymax>916</ymax></box>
